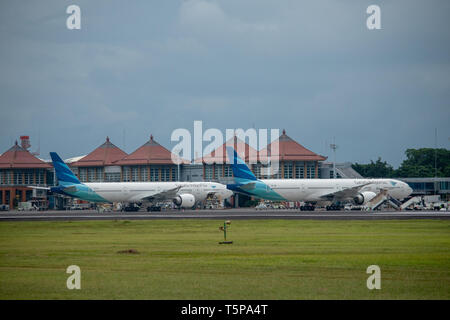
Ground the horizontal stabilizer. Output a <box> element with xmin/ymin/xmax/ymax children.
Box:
<box><xmin>239</xmin><ymin>182</ymin><xmax>256</xmax><ymax>191</ymax></box>
<box><xmin>63</xmin><ymin>186</ymin><xmax>78</xmax><ymax>193</ymax></box>
<box><xmin>27</xmin><ymin>186</ymin><xmax>50</xmax><ymax>190</ymax></box>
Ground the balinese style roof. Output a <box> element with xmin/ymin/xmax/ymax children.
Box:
<box><xmin>0</xmin><ymin>141</ymin><xmax>52</xmax><ymax>169</ymax></box>
<box><xmin>260</xmin><ymin>129</ymin><xmax>327</xmax><ymax>162</ymax></box>
<box><xmin>196</xmin><ymin>130</ymin><xmax>326</xmax><ymax>164</ymax></box>
<box><xmin>115</xmin><ymin>135</ymin><xmax>187</xmax><ymax>165</ymax></box>
<box><xmin>71</xmin><ymin>137</ymin><xmax>127</xmax><ymax>167</ymax></box>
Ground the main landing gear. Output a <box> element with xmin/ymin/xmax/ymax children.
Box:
<box><xmin>299</xmin><ymin>205</ymin><xmax>315</xmax><ymax>211</ymax></box>
<box><xmin>326</xmin><ymin>204</ymin><xmax>343</xmax><ymax>211</ymax></box>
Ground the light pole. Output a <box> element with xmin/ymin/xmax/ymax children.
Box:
<box><xmin>434</xmin><ymin>128</ymin><xmax>437</xmax><ymax>195</ymax></box>
<box><xmin>330</xmin><ymin>137</ymin><xmax>338</xmax><ymax>179</ymax></box>
<box><xmin>175</xmin><ymin>147</ymin><xmax>181</xmax><ymax>182</ymax></box>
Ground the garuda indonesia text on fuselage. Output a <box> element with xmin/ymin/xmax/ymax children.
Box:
<box><xmin>225</xmin><ymin>147</ymin><xmax>412</xmax><ymax>206</ymax></box>
<box><xmin>41</xmin><ymin>152</ymin><xmax>233</xmax><ymax>209</ymax></box>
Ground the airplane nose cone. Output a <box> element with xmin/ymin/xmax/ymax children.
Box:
<box><xmin>402</xmin><ymin>183</ymin><xmax>413</xmax><ymax>197</ymax></box>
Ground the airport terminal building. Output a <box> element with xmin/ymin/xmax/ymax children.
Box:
<box><xmin>0</xmin><ymin>139</ymin><xmax>54</xmax><ymax>208</ymax></box>
<box><xmin>68</xmin><ymin>130</ymin><xmax>335</xmax><ymax>185</ymax></box>
<box><xmin>70</xmin><ymin>135</ymin><xmax>186</xmax><ymax>183</ymax></box>
<box><xmin>192</xmin><ymin>130</ymin><xmax>330</xmax><ymax>183</ymax></box>
<box><xmin>0</xmin><ymin>133</ymin><xmax>448</xmax><ymax>208</ymax></box>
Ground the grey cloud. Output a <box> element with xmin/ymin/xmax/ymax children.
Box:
<box><xmin>0</xmin><ymin>0</ymin><xmax>449</xmax><ymax>167</ymax></box>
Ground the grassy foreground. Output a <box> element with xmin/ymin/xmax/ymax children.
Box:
<box><xmin>0</xmin><ymin>219</ymin><xmax>449</xmax><ymax>299</ymax></box>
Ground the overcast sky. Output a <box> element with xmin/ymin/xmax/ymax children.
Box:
<box><xmin>0</xmin><ymin>0</ymin><xmax>449</xmax><ymax>167</ymax></box>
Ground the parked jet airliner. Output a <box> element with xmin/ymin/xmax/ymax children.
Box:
<box><xmin>225</xmin><ymin>147</ymin><xmax>413</xmax><ymax>207</ymax></box>
<box><xmin>37</xmin><ymin>152</ymin><xmax>233</xmax><ymax>209</ymax></box>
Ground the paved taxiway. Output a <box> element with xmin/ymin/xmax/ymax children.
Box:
<box><xmin>1</xmin><ymin>208</ymin><xmax>449</xmax><ymax>221</ymax></box>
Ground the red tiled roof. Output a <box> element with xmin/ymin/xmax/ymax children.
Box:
<box><xmin>0</xmin><ymin>141</ymin><xmax>52</xmax><ymax>169</ymax></box>
<box><xmin>71</xmin><ymin>137</ymin><xmax>128</xmax><ymax>167</ymax></box>
<box><xmin>115</xmin><ymin>135</ymin><xmax>188</xmax><ymax>165</ymax></box>
<box><xmin>260</xmin><ymin>129</ymin><xmax>327</xmax><ymax>162</ymax></box>
<box><xmin>196</xmin><ymin>131</ymin><xmax>326</xmax><ymax>164</ymax></box>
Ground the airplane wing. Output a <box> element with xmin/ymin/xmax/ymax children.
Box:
<box><xmin>319</xmin><ymin>182</ymin><xmax>372</xmax><ymax>201</ymax></box>
<box><xmin>138</xmin><ymin>186</ymin><xmax>182</xmax><ymax>202</ymax></box>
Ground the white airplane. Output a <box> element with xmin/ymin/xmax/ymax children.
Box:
<box><xmin>226</xmin><ymin>147</ymin><xmax>413</xmax><ymax>209</ymax></box>
<box><xmin>44</xmin><ymin>152</ymin><xmax>233</xmax><ymax>210</ymax></box>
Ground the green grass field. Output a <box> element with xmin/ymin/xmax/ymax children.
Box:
<box><xmin>0</xmin><ymin>219</ymin><xmax>449</xmax><ymax>299</ymax></box>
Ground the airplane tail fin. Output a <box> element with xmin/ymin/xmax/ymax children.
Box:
<box><xmin>50</xmin><ymin>152</ymin><xmax>82</xmax><ymax>185</ymax></box>
<box><xmin>226</xmin><ymin>146</ymin><xmax>257</xmax><ymax>182</ymax></box>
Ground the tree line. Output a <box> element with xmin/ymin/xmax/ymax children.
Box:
<box><xmin>352</xmin><ymin>148</ymin><xmax>450</xmax><ymax>178</ymax></box>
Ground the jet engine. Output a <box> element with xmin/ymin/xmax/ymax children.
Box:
<box><xmin>353</xmin><ymin>191</ymin><xmax>377</xmax><ymax>205</ymax></box>
<box><xmin>173</xmin><ymin>194</ymin><xmax>196</xmax><ymax>208</ymax></box>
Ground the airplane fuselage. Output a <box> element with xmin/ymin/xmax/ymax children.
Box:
<box><xmin>61</xmin><ymin>181</ymin><xmax>232</xmax><ymax>204</ymax></box>
<box><xmin>229</xmin><ymin>178</ymin><xmax>413</xmax><ymax>202</ymax></box>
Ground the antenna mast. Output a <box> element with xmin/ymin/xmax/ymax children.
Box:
<box><xmin>330</xmin><ymin>137</ymin><xmax>338</xmax><ymax>179</ymax></box>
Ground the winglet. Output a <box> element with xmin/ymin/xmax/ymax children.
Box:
<box><xmin>225</xmin><ymin>146</ymin><xmax>257</xmax><ymax>181</ymax></box>
<box><xmin>50</xmin><ymin>152</ymin><xmax>81</xmax><ymax>185</ymax></box>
